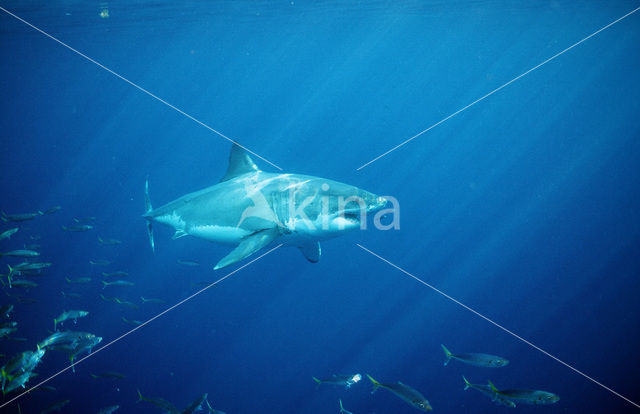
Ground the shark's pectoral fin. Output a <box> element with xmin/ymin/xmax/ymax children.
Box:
<box><xmin>298</xmin><ymin>241</ymin><xmax>321</xmax><ymax>263</ymax></box>
<box><xmin>171</xmin><ymin>230</ymin><xmax>188</xmax><ymax>240</ymax></box>
<box><xmin>214</xmin><ymin>229</ymin><xmax>278</xmax><ymax>270</ymax></box>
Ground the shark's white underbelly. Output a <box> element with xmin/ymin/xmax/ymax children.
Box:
<box><xmin>155</xmin><ymin>212</ymin><xmax>251</xmax><ymax>245</ymax></box>
<box><xmin>188</xmin><ymin>224</ymin><xmax>250</xmax><ymax>245</ymax></box>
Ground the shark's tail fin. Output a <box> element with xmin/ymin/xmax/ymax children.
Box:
<box><xmin>441</xmin><ymin>344</ymin><xmax>453</xmax><ymax>366</ymax></box>
<box><xmin>144</xmin><ymin>177</ymin><xmax>155</xmax><ymax>253</ymax></box>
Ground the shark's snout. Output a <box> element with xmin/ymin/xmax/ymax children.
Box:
<box><xmin>375</xmin><ymin>196</ymin><xmax>388</xmax><ymax>209</ymax></box>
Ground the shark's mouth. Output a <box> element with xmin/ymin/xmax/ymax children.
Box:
<box><xmin>342</xmin><ymin>210</ymin><xmax>362</xmax><ymax>223</ymax></box>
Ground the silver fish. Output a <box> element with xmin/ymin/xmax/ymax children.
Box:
<box><xmin>368</xmin><ymin>375</ymin><xmax>431</xmax><ymax>411</ymax></box>
<box><xmin>441</xmin><ymin>344</ymin><xmax>509</xmax><ymax>368</ymax></box>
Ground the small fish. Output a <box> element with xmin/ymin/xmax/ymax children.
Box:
<box><xmin>177</xmin><ymin>259</ymin><xmax>200</xmax><ymax>266</ymax></box>
<box><xmin>0</xmin><ymin>304</ymin><xmax>14</xmax><ymax>318</ymax></box>
<box><xmin>488</xmin><ymin>381</ymin><xmax>560</xmax><ymax>405</ymax></box>
<box><xmin>62</xmin><ymin>224</ymin><xmax>93</xmax><ymax>232</ymax></box>
<box><xmin>65</xmin><ymin>277</ymin><xmax>91</xmax><ymax>284</ymax></box>
<box><xmin>3</xmin><ymin>370</ymin><xmax>37</xmax><ymax>393</ymax></box>
<box><xmin>0</xmin><ymin>249</ymin><xmax>40</xmax><ymax>258</ymax></box>
<box><xmin>99</xmin><ymin>295</ymin><xmax>137</xmax><ymax>308</ymax></box>
<box><xmin>2</xmin><ymin>350</ymin><xmax>29</xmax><ymax>378</ymax></box>
<box><xmin>121</xmin><ymin>317</ymin><xmax>142</xmax><ymax>326</ymax></box>
<box><xmin>38</xmin><ymin>330</ymin><xmax>97</xmax><ymax>349</ymax></box>
<box><xmin>97</xmin><ymin>405</ymin><xmax>120</xmax><ymax>414</ymax></box>
<box><xmin>68</xmin><ymin>336</ymin><xmax>103</xmax><ymax>370</ymax></box>
<box><xmin>39</xmin><ymin>398</ymin><xmax>70</xmax><ymax>414</ymax></box>
<box><xmin>3</xmin><ymin>353</ymin><xmax>37</xmax><ymax>395</ymax></box>
<box><xmin>1</xmin><ymin>212</ymin><xmax>42</xmax><ymax>222</ymax></box>
<box><xmin>102</xmin><ymin>280</ymin><xmax>134</xmax><ymax>289</ymax></box>
<box><xmin>462</xmin><ymin>376</ymin><xmax>516</xmax><ymax>408</ymax></box>
<box><xmin>367</xmin><ymin>374</ymin><xmax>432</xmax><ymax>411</ymax></box>
<box><xmin>115</xmin><ymin>299</ymin><xmax>138</xmax><ymax>309</ymax></box>
<box><xmin>9</xmin><ymin>337</ymin><xmax>27</xmax><ymax>342</ymax></box>
<box><xmin>42</xmin><ymin>205</ymin><xmax>62</xmax><ymax>215</ymax></box>
<box><xmin>313</xmin><ymin>374</ymin><xmax>362</xmax><ymax>388</ymax></box>
<box><xmin>73</xmin><ymin>216</ymin><xmax>96</xmax><ymax>223</ymax></box>
<box><xmin>339</xmin><ymin>399</ymin><xmax>353</xmax><ymax>414</ymax></box>
<box><xmin>441</xmin><ymin>344</ymin><xmax>509</xmax><ymax>368</ymax></box>
<box><xmin>102</xmin><ymin>271</ymin><xmax>128</xmax><ymax>277</ymax></box>
<box><xmin>54</xmin><ymin>310</ymin><xmax>89</xmax><ymax>330</ymax></box>
<box><xmin>36</xmin><ymin>385</ymin><xmax>57</xmax><ymax>393</ymax></box>
<box><xmin>137</xmin><ymin>390</ymin><xmax>180</xmax><ymax>413</ymax></box>
<box><xmin>61</xmin><ymin>291</ymin><xmax>82</xmax><ymax>299</ymax></box>
<box><xmin>0</xmin><ymin>326</ymin><xmax>17</xmax><ymax>339</ymax></box>
<box><xmin>0</xmin><ymin>228</ymin><xmax>19</xmax><ymax>241</ymax></box>
<box><xmin>25</xmin><ymin>348</ymin><xmax>46</xmax><ymax>370</ymax></box>
<box><xmin>140</xmin><ymin>296</ymin><xmax>165</xmax><ymax>304</ymax></box>
<box><xmin>0</xmin><ymin>320</ymin><xmax>17</xmax><ymax>329</ymax></box>
<box><xmin>15</xmin><ymin>270</ymin><xmax>46</xmax><ymax>278</ymax></box>
<box><xmin>14</xmin><ymin>296</ymin><xmax>37</xmax><ymax>304</ymax></box>
<box><xmin>89</xmin><ymin>259</ymin><xmax>111</xmax><ymax>266</ymax></box>
<box><xmin>100</xmin><ymin>294</ymin><xmax>119</xmax><ymax>304</ymax></box>
<box><xmin>11</xmin><ymin>279</ymin><xmax>38</xmax><ymax>288</ymax></box>
<box><xmin>91</xmin><ymin>371</ymin><xmax>126</xmax><ymax>380</ymax></box>
<box><xmin>23</xmin><ymin>347</ymin><xmax>45</xmax><ymax>372</ymax></box>
<box><xmin>98</xmin><ymin>237</ymin><xmax>121</xmax><ymax>245</ymax></box>
<box><xmin>8</xmin><ymin>262</ymin><xmax>51</xmax><ymax>275</ymax></box>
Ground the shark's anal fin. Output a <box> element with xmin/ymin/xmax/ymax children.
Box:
<box><xmin>219</xmin><ymin>144</ymin><xmax>260</xmax><ymax>183</ymax></box>
<box><xmin>172</xmin><ymin>230</ymin><xmax>188</xmax><ymax>240</ymax></box>
<box><xmin>214</xmin><ymin>228</ymin><xmax>278</xmax><ymax>270</ymax></box>
<box><xmin>298</xmin><ymin>241</ymin><xmax>321</xmax><ymax>263</ymax></box>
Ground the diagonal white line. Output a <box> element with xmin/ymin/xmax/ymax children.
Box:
<box><xmin>0</xmin><ymin>6</ymin><xmax>283</xmax><ymax>171</ymax></box>
<box><xmin>356</xmin><ymin>243</ymin><xmax>640</xmax><ymax>409</ymax></box>
<box><xmin>356</xmin><ymin>6</ymin><xmax>640</xmax><ymax>170</ymax></box>
<box><xmin>0</xmin><ymin>244</ymin><xmax>283</xmax><ymax>410</ymax></box>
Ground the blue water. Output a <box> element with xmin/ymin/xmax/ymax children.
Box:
<box><xmin>1</xmin><ymin>1</ymin><xmax>639</xmax><ymax>413</ymax></box>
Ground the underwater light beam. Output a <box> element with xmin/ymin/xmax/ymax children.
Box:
<box><xmin>0</xmin><ymin>6</ymin><xmax>283</xmax><ymax>171</ymax></box>
<box><xmin>356</xmin><ymin>243</ymin><xmax>640</xmax><ymax>409</ymax></box>
<box><xmin>0</xmin><ymin>244</ymin><xmax>282</xmax><ymax>410</ymax></box>
<box><xmin>356</xmin><ymin>5</ymin><xmax>640</xmax><ymax>171</ymax></box>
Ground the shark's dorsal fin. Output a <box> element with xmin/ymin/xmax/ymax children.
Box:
<box><xmin>219</xmin><ymin>143</ymin><xmax>260</xmax><ymax>183</ymax></box>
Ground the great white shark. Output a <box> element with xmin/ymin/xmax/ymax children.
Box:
<box><xmin>143</xmin><ymin>144</ymin><xmax>389</xmax><ymax>269</ymax></box>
